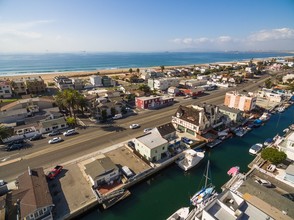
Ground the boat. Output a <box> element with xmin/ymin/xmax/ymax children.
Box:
<box><xmin>227</xmin><ymin>166</ymin><xmax>240</xmax><ymax>176</ymax></box>
<box><xmin>234</xmin><ymin>127</ymin><xmax>251</xmax><ymax>137</ymax></box>
<box><xmin>190</xmin><ymin>160</ymin><xmax>217</xmax><ymax>207</ymax></box>
<box><xmin>249</xmin><ymin>143</ymin><xmax>263</xmax><ymax>155</ymax></box>
<box><xmin>259</xmin><ymin>112</ymin><xmax>271</xmax><ymax>121</ymax></box>
<box><xmin>166</xmin><ymin>207</ymin><xmax>190</xmax><ymax>220</ymax></box>
<box><xmin>206</xmin><ymin>139</ymin><xmax>222</xmax><ymax>148</ymax></box>
<box><xmin>264</xmin><ymin>138</ymin><xmax>273</xmax><ymax>146</ymax></box>
<box><xmin>252</xmin><ymin>119</ymin><xmax>263</xmax><ymax>128</ymax></box>
<box><xmin>277</xmin><ymin>106</ymin><xmax>285</xmax><ymax>113</ymax></box>
<box><xmin>176</xmin><ymin>149</ymin><xmax>205</xmax><ymax>171</ymax></box>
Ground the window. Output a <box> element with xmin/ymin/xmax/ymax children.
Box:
<box><xmin>162</xmin><ymin>147</ymin><xmax>165</xmax><ymax>150</ymax></box>
<box><xmin>43</xmin><ymin>207</ymin><xmax>47</xmax><ymax>212</ymax></box>
<box><xmin>39</xmin><ymin>209</ymin><xmax>44</xmax><ymax>215</ymax></box>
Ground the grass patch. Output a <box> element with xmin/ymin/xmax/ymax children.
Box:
<box><xmin>1</xmin><ymin>98</ymin><xmax>18</xmax><ymax>103</ymax></box>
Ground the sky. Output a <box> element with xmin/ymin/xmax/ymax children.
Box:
<box><xmin>0</xmin><ymin>0</ymin><xmax>294</xmax><ymax>53</ymax></box>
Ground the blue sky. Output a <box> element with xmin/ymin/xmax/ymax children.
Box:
<box><xmin>0</xmin><ymin>0</ymin><xmax>293</xmax><ymax>52</ymax></box>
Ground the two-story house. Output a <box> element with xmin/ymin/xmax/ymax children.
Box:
<box><xmin>135</xmin><ymin>96</ymin><xmax>174</xmax><ymax>110</ymax></box>
<box><xmin>172</xmin><ymin>104</ymin><xmax>222</xmax><ymax>136</ymax></box>
<box><xmin>277</xmin><ymin>131</ymin><xmax>294</xmax><ymax>161</ymax></box>
<box><xmin>0</xmin><ymin>80</ymin><xmax>13</xmax><ymax>98</ymax></box>
<box><xmin>25</xmin><ymin>77</ymin><xmax>46</xmax><ymax>94</ymax></box>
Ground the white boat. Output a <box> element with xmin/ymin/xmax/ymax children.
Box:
<box><xmin>277</xmin><ymin>106</ymin><xmax>285</xmax><ymax>113</ymax></box>
<box><xmin>177</xmin><ymin>149</ymin><xmax>205</xmax><ymax>171</ymax></box>
<box><xmin>166</xmin><ymin>207</ymin><xmax>190</xmax><ymax>220</ymax></box>
<box><xmin>259</xmin><ymin>112</ymin><xmax>271</xmax><ymax>121</ymax></box>
<box><xmin>264</xmin><ymin>138</ymin><xmax>273</xmax><ymax>146</ymax></box>
<box><xmin>190</xmin><ymin>160</ymin><xmax>217</xmax><ymax>207</ymax></box>
<box><xmin>249</xmin><ymin>143</ymin><xmax>263</xmax><ymax>155</ymax></box>
<box><xmin>234</xmin><ymin>127</ymin><xmax>248</xmax><ymax>137</ymax></box>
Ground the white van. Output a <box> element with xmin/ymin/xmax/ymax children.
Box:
<box><xmin>121</xmin><ymin>166</ymin><xmax>133</xmax><ymax>178</ymax></box>
<box><xmin>113</xmin><ymin>114</ymin><xmax>122</xmax><ymax>120</ymax></box>
<box><xmin>63</xmin><ymin>129</ymin><xmax>77</xmax><ymax>136</ymax></box>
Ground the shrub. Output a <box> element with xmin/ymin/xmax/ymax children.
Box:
<box><xmin>261</xmin><ymin>147</ymin><xmax>287</xmax><ymax>165</ymax></box>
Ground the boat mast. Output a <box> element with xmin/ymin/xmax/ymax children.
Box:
<box><xmin>204</xmin><ymin>160</ymin><xmax>210</xmax><ymax>187</ymax></box>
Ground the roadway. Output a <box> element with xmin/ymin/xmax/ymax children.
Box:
<box><xmin>0</xmin><ymin>75</ymin><xmax>272</xmax><ymax>181</ymax></box>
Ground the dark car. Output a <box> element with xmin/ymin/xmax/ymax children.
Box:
<box><xmin>7</xmin><ymin>139</ymin><xmax>25</xmax><ymax>147</ymax></box>
<box><xmin>6</xmin><ymin>143</ymin><xmax>24</xmax><ymax>151</ymax></box>
<box><xmin>48</xmin><ymin>130</ymin><xmax>61</xmax><ymax>136</ymax></box>
<box><xmin>127</xmin><ymin>141</ymin><xmax>135</xmax><ymax>148</ymax></box>
<box><xmin>29</xmin><ymin>133</ymin><xmax>43</xmax><ymax>141</ymax></box>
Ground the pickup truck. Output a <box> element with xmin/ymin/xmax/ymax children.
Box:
<box><xmin>47</xmin><ymin>165</ymin><xmax>63</xmax><ymax>180</ymax></box>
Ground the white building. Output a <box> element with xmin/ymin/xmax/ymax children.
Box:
<box><xmin>90</xmin><ymin>75</ymin><xmax>103</xmax><ymax>87</ymax></box>
<box><xmin>0</xmin><ymin>81</ymin><xmax>13</xmax><ymax>98</ymax></box>
<box><xmin>277</xmin><ymin>131</ymin><xmax>294</xmax><ymax>161</ymax></box>
<box><xmin>148</xmin><ymin>77</ymin><xmax>180</xmax><ymax>91</ymax></box>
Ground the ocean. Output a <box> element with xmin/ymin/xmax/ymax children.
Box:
<box><xmin>81</xmin><ymin>105</ymin><xmax>294</xmax><ymax>220</ymax></box>
<box><xmin>0</xmin><ymin>52</ymin><xmax>292</xmax><ymax>76</ymax></box>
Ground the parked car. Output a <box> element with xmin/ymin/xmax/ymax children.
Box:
<box><xmin>112</xmin><ymin>113</ymin><xmax>123</xmax><ymax>120</ymax></box>
<box><xmin>47</xmin><ymin>165</ymin><xmax>63</xmax><ymax>180</ymax></box>
<box><xmin>63</xmin><ymin>129</ymin><xmax>78</xmax><ymax>136</ymax></box>
<box><xmin>48</xmin><ymin>130</ymin><xmax>61</xmax><ymax>136</ymax></box>
<box><xmin>254</xmin><ymin>178</ymin><xmax>273</xmax><ymax>188</ymax></box>
<box><xmin>29</xmin><ymin>133</ymin><xmax>43</xmax><ymax>141</ymax></box>
<box><xmin>48</xmin><ymin>137</ymin><xmax>63</xmax><ymax>144</ymax></box>
<box><xmin>143</xmin><ymin>128</ymin><xmax>152</xmax><ymax>134</ymax></box>
<box><xmin>181</xmin><ymin>137</ymin><xmax>193</xmax><ymax>145</ymax></box>
<box><xmin>6</xmin><ymin>143</ymin><xmax>24</xmax><ymax>151</ymax></box>
<box><xmin>0</xmin><ymin>180</ymin><xmax>6</xmax><ymax>186</ymax></box>
<box><xmin>130</xmin><ymin>124</ymin><xmax>140</xmax><ymax>129</ymax></box>
<box><xmin>127</xmin><ymin>141</ymin><xmax>135</xmax><ymax>148</ymax></box>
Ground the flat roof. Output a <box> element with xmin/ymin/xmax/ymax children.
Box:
<box><xmin>137</xmin><ymin>132</ymin><xmax>167</xmax><ymax>149</ymax></box>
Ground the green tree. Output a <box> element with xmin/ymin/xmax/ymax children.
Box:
<box><xmin>136</xmin><ymin>68</ymin><xmax>140</xmax><ymax>74</ymax></box>
<box><xmin>264</xmin><ymin>79</ymin><xmax>273</xmax><ymax>89</ymax></box>
<box><xmin>138</xmin><ymin>84</ymin><xmax>151</xmax><ymax>94</ymax></box>
<box><xmin>261</xmin><ymin>148</ymin><xmax>287</xmax><ymax>165</ymax></box>
<box><xmin>0</xmin><ymin>125</ymin><xmax>12</xmax><ymax>142</ymax></box>
<box><xmin>55</xmin><ymin>89</ymin><xmax>87</xmax><ymax>122</ymax></box>
<box><xmin>129</xmin><ymin>68</ymin><xmax>133</xmax><ymax>74</ymax></box>
<box><xmin>160</xmin><ymin>65</ymin><xmax>165</xmax><ymax>72</ymax></box>
<box><xmin>110</xmin><ymin>107</ymin><xmax>116</xmax><ymax>116</ymax></box>
<box><xmin>101</xmin><ymin>109</ymin><xmax>107</xmax><ymax>121</ymax></box>
<box><xmin>66</xmin><ymin>117</ymin><xmax>76</xmax><ymax>127</ymax></box>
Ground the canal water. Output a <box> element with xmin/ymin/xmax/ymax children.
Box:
<box><xmin>82</xmin><ymin>104</ymin><xmax>294</xmax><ymax>220</ymax></box>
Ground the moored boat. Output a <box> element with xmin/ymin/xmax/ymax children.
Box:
<box><xmin>259</xmin><ymin>112</ymin><xmax>271</xmax><ymax>121</ymax></box>
<box><xmin>227</xmin><ymin>166</ymin><xmax>240</xmax><ymax>176</ymax></box>
<box><xmin>190</xmin><ymin>160</ymin><xmax>217</xmax><ymax>207</ymax></box>
<box><xmin>206</xmin><ymin>139</ymin><xmax>222</xmax><ymax>148</ymax></box>
<box><xmin>249</xmin><ymin>143</ymin><xmax>263</xmax><ymax>155</ymax></box>
<box><xmin>166</xmin><ymin>207</ymin><xmax>190</xmax><ymax>220</ymax></box>
<box><xmin>176</xmin><ymin>149</ymin><xmax>205</xmax><ymax>171</ymax></box>
<box><xmin>264</xmin><ymin>138</ymin><xmax>273</xmax><ymax>146</ymax></box>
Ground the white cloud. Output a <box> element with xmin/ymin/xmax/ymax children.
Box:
<box><xmin>248</xmin><ymin>28</ymin><xmax>294</xmax><ymax>42</ymax></box>
<box><xmin>0</xmin><ymin>20</ymin><xmax>54</xmax><ymax>39</ymax></box>
<box><xmin>216</xmin><ymin>36</ymin><xmax>232</xmax><ymax>43</ymax></box>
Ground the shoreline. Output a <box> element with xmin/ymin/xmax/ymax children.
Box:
<box><xmin>0</xmin><ymin>56</ymin><xmax>288</xmax><ymax>84</ymax></box>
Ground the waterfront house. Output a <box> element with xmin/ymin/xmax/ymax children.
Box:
<box><xmin>133</xmin><ymin>132</ymin><xmax>169</xmax><ymax>162</ymax></box>
<box><xmin>0</xmin><ymin>80</ymin><xmax>13</xmax><ymax>98</ymax></box>
<box><xmin>38</xmin><ymin>117</ymin><xmax>68</xmax><ymax>134</ymax></box>
<box><xmin>71</xmin><ymin>78</ymin><xmax>84</xmax><ymax>90</ymax></box>
<box><xmin>219</xmin><ymin>105</ymin><xmax>244</xmax><ymax>124</ymax></box>
<box><xmin>54</xmin><ymin>76</ymin><xmax>75</xmax><ymax>90</ymax></box>
<box><xmin>148</xmin><ymin>77</ymin><xmax>180</xmax><ymax>91</ymax></box>
<box><xmin>277</xmin><ymin>131</ymin><xmax>294</xmax><ymax>161</ymax></box>
<box><xmin>154</xmin><ymin>122</ymin><xmax>177</xmax><ymax>141</ymax></box>
<box><xmin>135</xmin><ymin>96</ymin><xmax>174</xmax><ymax>110</ymax></box>
<box><xmin>10</xmin><ymin>78</ymin><xmax>27</xmax><ymax>95</ymax></box>
<box><xmin>25</xmin><ymin>77</ymin><xmax>46</xmax><ymax>94</ymax></box>
<box><xmin>284</xmin><ymin>164</ymin><xmax>294</xmax><ymax>184</ymax></box>
<box><xmin>172</xmin><ymin>104</ymin><xmax>222</xmax><ymax>136</ymax></box>
<box><xmin>14</xmin><ymin>167</ymin><xmax>54</xmax><ymax>220</ymax></box>
<box><xmin>85</xmin><ymin>156</ymin><xmax>120</xmax><ymax>188</ymax></box>
<box><xmin>224</xmin><ymin>91</ymin><xmax>257</xmax><ymax>112</ymax></box>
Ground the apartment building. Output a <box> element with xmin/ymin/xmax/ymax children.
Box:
<box><xmin>224</xmin><ymin>91</ymin><xmax>256</xmax><ymax>111</ymax></box>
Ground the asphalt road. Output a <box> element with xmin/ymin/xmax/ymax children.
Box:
<box><xmin>0</xmin><ymin>75</ymin><xmax>272</xmax><ymax>181</ymax></box>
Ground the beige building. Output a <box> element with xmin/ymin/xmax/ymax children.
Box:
<box><xmin>11</xmin><ymin>78</ymin><xmax>27</xmax><ymax>95</ymax></box>
<box><xmin>224</xmin><ymin>91</ymin><xmax>256</xmax><ymax>111</ymax></box>
<box><xmin>25</xmin><ymin>77</ymin><xmax>46</xmax><ymax>93</ymax></box>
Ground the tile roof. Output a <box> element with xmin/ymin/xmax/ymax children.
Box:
<box><xmin>17</xmin><ymin>168</ymin><xmax>53</xmax><ymax>219</ymax></box>
<box><xmin>174</xmin><ymin>105</ymin><xmax>200</xmax><ymax>126</ymax></box>
<box><xmin>156</xmin><ymin>122</ymin><xmax>176</xmax><ymax>137</ymax></box>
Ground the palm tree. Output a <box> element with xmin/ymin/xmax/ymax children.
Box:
<box><xmin>160</xmin><ymin>65</ymin><xmax>165</xmax><ymax>72</ymax></box>
<box><xmin>129</xmin><ymin>68</ymin><xmax>133</xmax><ymax>74</ymax></box>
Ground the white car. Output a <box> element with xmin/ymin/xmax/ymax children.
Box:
<box><xmin>143</xmin><ymin>128</ymin><xmax>152</xmax><ymax>134</ymax></box>
<box><xmin>63</xmin><ymin>129</ymin><xmax>78</xmax><ymax>136</ymax></box>
<box><xmin>254</xmin><ymin>178</ymin><xmax>272</xmax><ymax>187</ymax></box>
<box><xmin>48</xmin><ymin>137</ymin><xmax>63</xmax><ymax>144</ymax></box>
<box><xmin>130</xmin><ymin>124</ymin><xmax>140</xmax><ymax>129</ymax></box>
